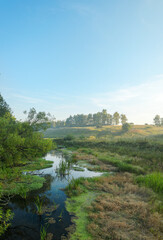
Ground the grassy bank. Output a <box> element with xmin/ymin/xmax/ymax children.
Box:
<box><xmin>61</xmin><ymin>135</ymin><xmax>163</xmax><ymax>239</ymax></box>
<box><xmin>65</xmin><ymin>173</ymin><xmax>163</xmax><ymax>240</ymax></box>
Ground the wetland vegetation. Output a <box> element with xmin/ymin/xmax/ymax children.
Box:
<box><xmin>0</xmin><ymin>93</ymin><xmax>163</xmax><ymax>239</ymax></box>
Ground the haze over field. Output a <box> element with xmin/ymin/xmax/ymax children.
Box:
<box><xmin>0</xmin><ymin>0</ymin><xmax>163</xmax><ymax>124</ymax></box>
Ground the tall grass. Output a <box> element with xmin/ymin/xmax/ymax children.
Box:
<box><xmin>136</xmin><ymin>172</ymin><xmax>163</xmax><ymax>194</ymax></box>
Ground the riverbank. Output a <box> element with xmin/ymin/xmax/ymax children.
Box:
<box><xmin>64</xmin><ymin>144</ymin><xmax>163</xmax><ymax>240</ymax></box>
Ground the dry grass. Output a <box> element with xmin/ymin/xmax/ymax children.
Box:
<box><xmin>83</xmin><ymin>173</ymin><xmax>163</xmax><ymax>240</ymax></box>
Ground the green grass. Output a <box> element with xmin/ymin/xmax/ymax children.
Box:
<box><xmin>136</xmin><ymin>172</ymin><xmax>163</xmax><ymax>194</ymax></box>
<box><xmin>44</xmin><ymin>125</ymin><xmax>163</xmax><ymax>141</ymax></box>
<box><xmin>66</xmin><ymin>192</ymin><xmax>96</xmax><ymax>240</ymax></box>
<box><xmin>98</xmin><ymin>154</ymin><xmax>145</xmax><ymax>174</ymax></box>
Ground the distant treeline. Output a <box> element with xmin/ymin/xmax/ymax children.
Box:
<box><xmin>52</xmin><ymin>110</ymin><xmax>128</xmax><ymax>128</ymax></box>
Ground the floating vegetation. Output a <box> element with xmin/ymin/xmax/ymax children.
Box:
<box><xmin>35</xmin><ymin>196</ymin><xmax>59</xmax><ymax>216</ymax></box>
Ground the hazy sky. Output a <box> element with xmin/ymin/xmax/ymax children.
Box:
<box><xmin>0</xmin><ymin>0</ymin><xmax>163</xmax><ymax>124</ymax></box>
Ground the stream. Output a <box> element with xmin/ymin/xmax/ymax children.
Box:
<box><xmin>2</xmin><ymin>151</ymin><xmax>102</xmax><ymax>240</ymax></box>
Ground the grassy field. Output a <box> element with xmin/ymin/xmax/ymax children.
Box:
<box><xmin>53</xmin><ymin>126</ymin><xmax>163</xmax><ymax>240</ymax></box>
<box><xmin>44</xmin><ymin>125</ymin><xmax>163</xmax><ymax>142</ymax></box>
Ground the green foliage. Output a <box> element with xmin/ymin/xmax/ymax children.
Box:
<box><xmin>52</xmin><ymin>109</ymin><xmax>127</xmax><ymax>128</ymax></box>
<box><xmin>153</xmin><ymin>115</ymin><xmax>161</xmax><ymax>126</ymax></box>
<box><xmin>0</xmin><ymin>93</ymin><xmax>11</xmax><ymax>117</ymax></box>
<box><xmin>64</xmin><ymin>134</ymin><xmax>75</xmax><ymax>141</ymax></box>
<box><xmin>24</xmin><ymin>107</ymin><xmax>54</xmax><ymax>131</ymax></box>
<box><xmin>0</xmin><ymin>114</ymin><xmax>52</xmax><ymax>166</ymax></box>
<box><xmin>122</xmin><ymin>123</ymin><xmax>132</xmax><ymax>132</ymax></box>
<box><xmin>66</xmin><ymin>177</ymin><xmax>86</xmax><ymax>196</ymax></box>
<box><xmin>0</xmin><ymin>208</ymin><xmax>14</xmax><ymax>237</ymax></box>
<box><xmin>136</xmin><ymin>172</ymin><xmax>163</xmax><ymax>194</ymax></box>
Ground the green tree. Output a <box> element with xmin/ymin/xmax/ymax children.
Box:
<box><xmin>0</xmin><ymin>96</ymin><xmax>53</xmax><ymax>166</ymax></box>
<box><xmin>0</xmin><ymin>93</ymin><xmax>11</xmax><ymax>117</ymax></box>
<box><xmin>161</xmin><ymin>118</ymin><xmax>163</xmax><ymax>126</ymax></box>
<box><xmin>153</xmin><ymin>115</ymin><xmax>161</xmax><ymax>126</ymax></box>
<box><xmin>93</xmin><ymin>112</ymin><xmax>102</xmax><ymax>127</ymax></box>
<box><xmin>102</xmin><ymin>109</ymin><xmax>108</xmax><ymax>125</ymax></box>
<box><xmin>107</xmin><ymin>114</ymin><xmax>112</xmax><ymax>125</ymax></box>
<box><xmin>121</xmin><ymin>114</ymin><xmax>128</xmax><ymax>124</ymax></box>
<box><xmin>87</xmin><ymin>113</ymin><xmax>93</xmax><ymax>125</ymax></box>
<box><xmin>113</xmin><ymin>112</ymin><xmax>120</xmax><ymax>125</ymax></box>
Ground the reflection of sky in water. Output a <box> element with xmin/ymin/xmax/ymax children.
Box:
<box><xmin>3</xmin><ymin>151</ymin><xmax>102</xmax><ymax>240</ymax></box>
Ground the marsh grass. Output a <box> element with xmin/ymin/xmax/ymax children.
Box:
<box><xmin>66</xmin><ymin>177</ymin><xmax>86</xmax><ymax>196</ymax></box>
<box><xmin>66</xmin><ymin>173</ymin><xmax>163</xmax><ymax>240</ymax></box>
<box><xmin>57</xmin><ymin>138</ymin><xmax>163</xmax><ymax>171</ymax></box>
<box><xmin>98</xmin><ymin>155</ymin><xmax>145</xmax><ymax>174</ymax></box>
<box><xmin>136</xmin><ymin>172</ymin><xmax>163</xmax><ymax>194</ymax></box>
<box><xmin>35</xmin><ymin>196</ymin><xmax>44</xmax><ymax>215</ymax></box>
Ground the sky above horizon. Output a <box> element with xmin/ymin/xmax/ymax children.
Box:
<box><xmin>0</xmin><ymin>0</ymin><xmax>163</xmax><ymax>124</ymax></box>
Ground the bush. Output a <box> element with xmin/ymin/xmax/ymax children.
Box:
<box><xmin>122</xmin><ymin>123</ymin><xmax>132</xmax><ymax>132</ymax></box>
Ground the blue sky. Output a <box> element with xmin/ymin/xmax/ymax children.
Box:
<box><xmin>0</xmin><ymin>0</ymin><xmax>163</xmax><ymax>124</ymax></box>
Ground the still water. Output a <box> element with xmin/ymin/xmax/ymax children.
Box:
<box><xmin>3</xmin><ymin>151</ymin><xmax>102</xmax><ymax>240</ymax></box>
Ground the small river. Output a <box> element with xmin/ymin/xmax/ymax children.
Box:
<box><xmin>3</xmin><ymin>151</ymin><xmax>102</xmax><ymax>240</ymax></box>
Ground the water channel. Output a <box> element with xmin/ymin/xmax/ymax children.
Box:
<box><xmin>3</xmin><ymin>151</ymin><xmax>102</xmax><ymax>240</ymax></box>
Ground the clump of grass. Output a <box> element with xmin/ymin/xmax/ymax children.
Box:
<box><xmin>66</xmin><ymin>177</ymin><xmax>85</xmax><ymax>196</ymax></box>
<box><xmin>35</xmin><ymin>196</ymin><xmax>44</xmax><ymax>215</ymax></box>
<box><xmin>136</xmin><ymin>172</ymin><xmax>163</xmax><ymax>194</ymax></box>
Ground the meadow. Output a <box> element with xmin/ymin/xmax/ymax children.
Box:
<box><xmin>44</xmin><ymin>124</ymin><xmax>163</xmax><ymax>142</ymax></box>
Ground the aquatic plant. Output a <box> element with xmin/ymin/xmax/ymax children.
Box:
<box><xmin>0</xmin><ymin>208</ymin><xmax>14</xmax><ymax>237</ymax></box>
<box><xmin>35</xmin><ymin>196</ymin><xmax>44</xmax><ymax>215</ymax></box>
<box><xmin>40</xmin><ymin>225</ymin><xmax>47</xmax><ymax>240</ymax></box>
<box><xmin>58</xmin><ymin>209</ymin><xmax>63</xmax><ymax>221</ymax></box>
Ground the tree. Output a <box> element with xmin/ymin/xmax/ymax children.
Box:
<box><xmin>153</xmin><ymin>115</ymin><xmax>161</xmax><ymax>126</ymax></box>
<box><xmin>87</xmin><ymin>114</ymin><xmax>93</xmax><ymax>125</ymax></box>
<box><xmin>24</xmin><ymin>108</ymin><xmax>54</xmax><ymax>131</ymax></box>
<box><xmin>65</xmin><ymin>115</ymin><xmax>75</xmax><ymax>127</ymax></box>
<box><xmin>0</xmin><ymin>95</ymin><xmax>53</xmax><ymax>166</ymax></box>
<box><xmin>107</xmin><ymin>114</ymin><xmax>112</xmax><ymax>125</ymax></box>
<box><xmin>0</xmin><ymin>93</ymin><xmax>11</xmax><ymax>117</ymax></box>
<box><xmin>161</xmin><ymin>118</ymin><xmax>163</xmax><ymax>126</ymax></box>
<box><xmin>102</xmin><ymin>109</ymin><xmax>108</xmax><ymax>125</ymax></box>
<box><xmin>121</xmin><ymin>114</ymin><xmax>128</xmax><ymax>124</ymax></box>
<box><xmin>113</xmin><ymin>112</ymin><xmax>120</xmax><ymax>125</ymax></box>
<box><xmin>93</xmin><ymin>112</ymin><xmax>102</xmax><ymax>127</ymax></box>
